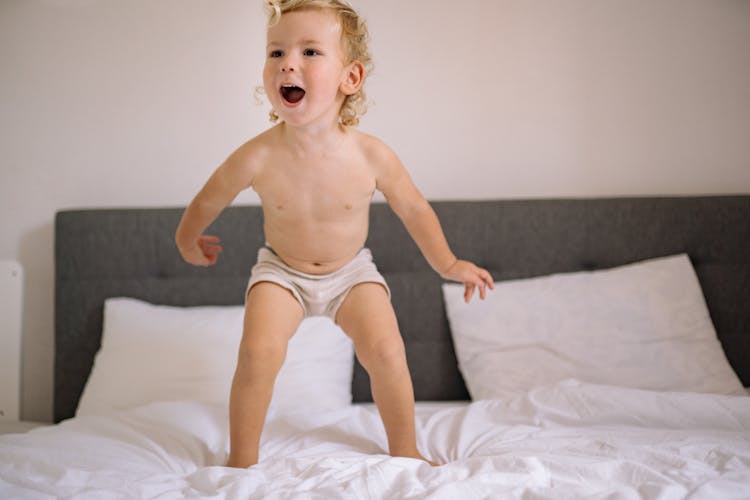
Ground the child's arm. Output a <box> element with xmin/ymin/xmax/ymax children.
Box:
<box><xmin>373</xmin><ymin>142</ymin><xmax>494</xmax><ymax>302</ymax></box>
<box><xmin>175</xmin><ymin>143</ymin><xmax>258</xmax><ymax>266</ymax></box>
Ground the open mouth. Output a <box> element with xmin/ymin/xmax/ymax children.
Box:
<box><xmin>280</xmin><ymin>84</ymin><xmax>305</xmax><ymax>104</ymax></box>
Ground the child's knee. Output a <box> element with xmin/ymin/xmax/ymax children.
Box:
<box><xmin>236</xmin><ymin>337</ymin><xmax>287</xmax><ymax>375</ymax></box>
<box><xmin>358</xmin><ymin>335</ymin><xmax>406</xmax><ymax>372</ymax></box>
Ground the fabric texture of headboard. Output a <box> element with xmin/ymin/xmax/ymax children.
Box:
<box><xmin>55</xmin><ymin>196</ymin><xmax>750</xmax><ymax>422</ymax></box>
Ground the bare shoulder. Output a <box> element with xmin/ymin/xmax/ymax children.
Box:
<box><xmin>350</xmin><ymin>129</ymin><xmax>402</xmax><ymax>173</ymax></box>
<box><xmin>219</xmin><ymin>126</ymin><xmax>281</xmax><ymax>187</ymax></box>
<box><xmin>225</xmin><ymin>127</ymin><xmax>277</xmax><ymax>173</ymax></box>
<box><xmin>346</xmin><ymin>130</ymin><xmax>417</xmax><ymax>200</ymax></box>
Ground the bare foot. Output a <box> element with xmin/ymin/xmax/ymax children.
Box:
<box><xmin>391</xmin><ymin>450</ymin><xmax>439</xmax><ymax>466</ymax></box>
<box><xmin>225</xmin><ymin>455</ymin><xmax>258</xmax><ymax>468</ymax></box>
<box><xmin>414</xmin><ymin>454</ymin><xmax>439</xmax><ymax>466</ymax></box>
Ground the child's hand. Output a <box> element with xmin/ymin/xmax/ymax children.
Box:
<box><xmin>441</xmin><ymin>259</ymin><xmax>494</xmax><ymax>303</ymax></box>
<box><xmin>178</xmin><ymin>235</ymin><xmax>223</xmax><ymax>266</ymax></box>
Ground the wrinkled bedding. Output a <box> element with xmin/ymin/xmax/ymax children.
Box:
<box><xmin>2</xmin><ymin>380</ymin><xmax>749</xmax><ymax>499</ymax></box>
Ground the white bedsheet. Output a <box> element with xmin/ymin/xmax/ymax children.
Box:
<box><xmin>2</xmin><ymin>380</ymin><xmax>749</xmax><ymax>499</ymax></box>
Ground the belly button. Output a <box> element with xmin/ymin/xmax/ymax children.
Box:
<box><xmin>313</xmin><ymin>262</ymin><xmax>322</xmax><ymax>266</ymax></box>
<box><xmin>345</xmin><ymin>203</ymin><xmax>352</xmax><ymax>210</ymax></box>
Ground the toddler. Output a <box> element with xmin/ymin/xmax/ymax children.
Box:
<box><xmin>176</xmin><ymin>0</ymin><xmax>494</xmax><ymax>468</ymax></box>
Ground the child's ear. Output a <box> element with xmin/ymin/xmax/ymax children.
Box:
<box><xmin>340</xmin><ymin>60</ymin><xmax>365</xmax><ymax>96</ymax></box>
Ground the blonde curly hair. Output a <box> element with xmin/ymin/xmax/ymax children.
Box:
<box><xmin>263</xmin><ymin>0</ymin><xmax>372</xmax><ymax>126</ymax></box>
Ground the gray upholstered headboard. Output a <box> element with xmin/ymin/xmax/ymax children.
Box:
<box><xmin>55</xmin><ymin>196</ymin><xmax>750</xmax><ymax>422</ymax></box>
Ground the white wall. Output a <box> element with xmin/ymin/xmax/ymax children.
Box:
<box><xmin>1</xmin><ymin>0</ymin><xmax>749</xmax><ymax>422</ymax></box>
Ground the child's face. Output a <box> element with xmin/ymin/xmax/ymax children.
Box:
<box><xmin>263</xmin><ymin>9</ymin><xmax>361</xmax><ymax>127</ymax></box>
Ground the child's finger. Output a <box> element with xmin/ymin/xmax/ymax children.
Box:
<box><xmin>199</xmin><ymin>237</ymin><xmax>222</xmax><ymax>250</ymax></box>
<box><xmin>480</xmin><ymin>269</ymin><xmax>495</xmax><ymax>289</ymax></box>
<box><xmin>464</xmin><ymin>283</ymin><xmax>475</xmax><ymax>303</ymax></box>
<box><xmin>474</xmin><ymin>267</ymin><xmax>493</xmax><ymax>287</ymax></box>
<box><xmin>203</xmin><ymin>245</ymin><xmax>223</xmax><ymax>255</ymax></box>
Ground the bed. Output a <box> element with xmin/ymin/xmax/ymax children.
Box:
<box><xmin>2</xmin><ymin>196</ymin><xmax>750</xmax><ymax>499</ymax></box>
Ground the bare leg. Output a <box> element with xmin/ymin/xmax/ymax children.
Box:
<box><xmin>336</xmin><ymin>283</ymin><xmax>436</xmax><ymax>465</ymax></box>
<box><xmin>225</xmin><ymin>282</ymin><xmax>304</xmax><ymax>468</ymax></box>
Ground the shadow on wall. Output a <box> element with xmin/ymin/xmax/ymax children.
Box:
<box><xmin>18</xmin><ymin>220</ymin><xmax>55</xmax><ymax>423</ymax></box>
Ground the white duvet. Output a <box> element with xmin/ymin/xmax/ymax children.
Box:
<box><xmin>2</xmin><ymin>380</ymin><xmax>749</xmax><ymax>499</ymax></box>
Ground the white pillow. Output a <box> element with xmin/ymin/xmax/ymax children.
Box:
<box><xmin>442</xmin><ymin>254</ymin><xmax>745</xmax><ymax>400</ymax></box>
<box><xmin>76</xmin><ymin>298</ymin><xmax>354</xmax><ymax>417</ymax></box>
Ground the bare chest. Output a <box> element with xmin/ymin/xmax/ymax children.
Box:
<box><xmin>253</xmin><ymin>156</ymin><xmax>376</xmax><ymax>221</ymax></box>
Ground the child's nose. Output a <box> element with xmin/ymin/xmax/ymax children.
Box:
<box><xmin>281</xmin><ymin>58</ymin><xmax>297</xmax><ymax>72</ymax></box>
